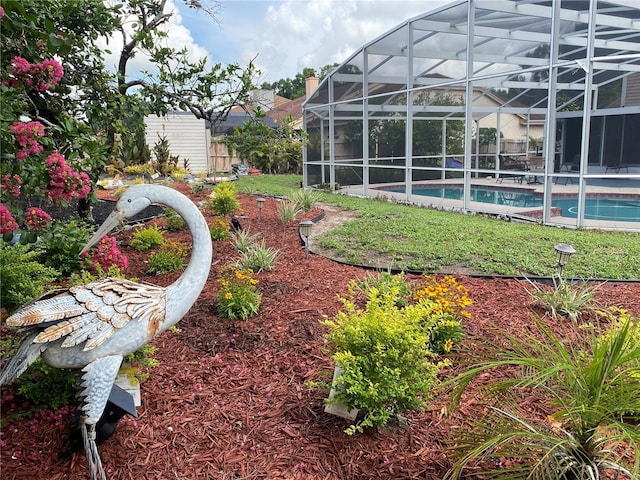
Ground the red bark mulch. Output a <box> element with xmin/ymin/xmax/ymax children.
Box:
<box><xmin>1</xmin><ymin>182</ymin><xmax>639</xmax><ymax>479</ymax></box>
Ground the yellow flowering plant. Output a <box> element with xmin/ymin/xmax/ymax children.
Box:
<box><xmin>413</xmin><ymin>275</ymin><xmax>472</xmax><ymax>354</ymax></box>
<box><xmin>209</xmin><ymin>217</ymin><xmax>231</xmax><ymax>241</ymax></box>
<box><xmin>321</xmin><ymin>273</ymin><xmax>473</xmax><ymax>434</ymax></box>
<box><xmin>216</xmin><ymin>265</ymin><xmax>261</xmax><ymax>320</ymax></box>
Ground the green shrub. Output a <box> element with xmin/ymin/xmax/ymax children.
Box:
<box><xmin>323</xmin><ymin>279</ymin><xmax>443</xmax><ymax>434</ymax></box>
<box><xmin>124</xmin><ymin>164</ymin><xmax>153</xmax><ymax>176</ymax></box>
<box><xmin>289</xmin><ymin>188</ymin><xmax>320</xmax><ymax>212</ymax></box>
<box><xmin>123</xmin><ymin>344</ymin><xmax>159</xmax><ymax>382</ymax></box>
<box><xmin>216</xmin><ymin>265</ymin><xmax>261</xmax><ymax>320</ymax></box>
<box><xmin>276</xmin><ymin>199</ymin><xmax>300</xmax><ymax>221</ymax></box>
<box><xmin>209</xmin><ymin>217</ymin><xmax>231</xmax><ymax>241</ymax></box>
<box><xmin>38</xmin><ymin>219</ymin><xmax>93</xmax><ymax>275</ymax></box>
<box><xmin>236</xmin><ymin>240</ymin><xmax>278</xmax><ymax>272</ymax></box>
<box><xmin>0</xmin><ymin>242</ymin><xmax>59</xmax><ymax>314</ymax></box>
<box><xmin>163</xmin><ymin>207</ymin><xmax>186</xmax><ymax>231</ymax></box>
<box><xmin>68</xmin><ymin>264</ymin><xmax>131</xmax><ymax>287</ymax></box>
<box><xmin>16</xmin><ymin>360</ymin><xmax>79</xmax><ymax>410</ymax></box>
<box><xmin>130</xmin><ymin>224</ymin><xmax>164</xmax><ymax>252</ymax></box>
<box><xmin>190</xmin><ymin>182</ymin><xmax>208</xmax><ymax>195</ymax></box>
<box><xmin>147</xmin><ymin>240</ymin><xmax>186</xmax><ymax>274</ymax></box>
<box><xmin>207</xmin><ymin>182</ymin><xmax>240</xmax><ymax>216</ymax></box>
<box><xmin>359</xmin><ymin>271</ymin><xmax>412</xmax><ymax>307</ymax></box>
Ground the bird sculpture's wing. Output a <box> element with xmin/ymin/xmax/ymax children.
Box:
<box><xmin>6</xmin><ymin>277</ymin><xmax>166</xmax><ymax>351</ymax></box>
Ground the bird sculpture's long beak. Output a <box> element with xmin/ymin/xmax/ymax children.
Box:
<box><xmin>80</xmin><ymin>209</ymin><xmax>125</xmax><ymax>255</ymax></box>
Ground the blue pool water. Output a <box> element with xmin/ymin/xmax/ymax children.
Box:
<box><xmin>386</xmin><ymin>186</ymin><xmax>640</xmax><ymax>222</ymax></box>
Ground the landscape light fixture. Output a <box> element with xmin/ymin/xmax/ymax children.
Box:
<box><xmin>554</xmin><ymin>243</ymin><xmax>576</xmax><ymax>277</ymax></box>
<box><xmin>256</xmin><ymin>197</ymin><xmax>265</xmax><ymax>220</ymax></box>
<box><xmin>299</xmin><ymin>220</ymin><xmax>313</xmax><ymax>259</ymax></box>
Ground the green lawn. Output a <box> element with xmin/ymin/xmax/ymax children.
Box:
<box><xmin>234</xmin><ymin>174</ymin><xmax>640</xmax><ymax>279</ymax></box>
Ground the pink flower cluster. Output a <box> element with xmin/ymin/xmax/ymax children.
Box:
<box><xmin>1</xmin><ymin>174</ymin><xmax>23</xmax><ymax>197</ymax></box>
<box><xmin>24</xmin><ymin>207</ymin><xmax>52</xmax><ymax>231</ymax></box>
<box><xmin>8</xmin><ymin>56</ymin><xmax>64</xmax><ymax>92</ymax></box>
<box><xmin>45</xmin><ymin>153</ymin><xmax>91</xmax><ymax>201</ymax></box>
<box><xmin>87</xmin><ymin>235</ymin><xmax>128</xmax><ymax>271</ymax></box>
<box><xmin>0</xmin><ymin>203</ymin><xmax>18</xmax><ymax>235</ymax></box>
<box><xmin>9</xmin><ymin>121</ymin><xmax>45</xmax><ymax>160</ymax></box>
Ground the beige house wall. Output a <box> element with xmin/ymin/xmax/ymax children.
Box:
<box><xmin>145</xmin><ymin>113</ymin><xmax>211</xmax><ymax>174</ymax></box>
<box><xmin>467</xmin><ymin>95</ymin><xmax>544</xmax><ymax>142</ymax></box>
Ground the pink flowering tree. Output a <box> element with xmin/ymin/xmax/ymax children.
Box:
<box><xmin>0</xmin><ymin>1</ymin><xmax>124</xmax><ymax>272</ymax></box>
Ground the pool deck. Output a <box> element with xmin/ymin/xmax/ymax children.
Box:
<box><xmin>341</xmin><ymin>178</ymin><xmax>640</xmax><ymax>232</ymax></box>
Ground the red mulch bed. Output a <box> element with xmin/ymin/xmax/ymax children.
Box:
<box><xmin>2</xmin><ymin>182</ymin><xmax>639</xmax><ymax>479</ymax></box>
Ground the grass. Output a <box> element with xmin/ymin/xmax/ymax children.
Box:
<box><xmin>234</xmin><ymin>174</ymin><xmax>640</xmax><ymax>279</ymax></box>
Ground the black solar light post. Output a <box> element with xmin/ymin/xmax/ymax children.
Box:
<box><xmin>554</xmin><ymin>243</ymin><xmax>576</xmax><ymax>277</ymax></box>
<box><xmin>299</xmin><ymin>220</ymin><xmax>313</xmax><ymax>259</ymax></box>
<box><xmin>256</xmin><ymin>197</ymin><xmax>265</xmax><ymax>220</ymax></box>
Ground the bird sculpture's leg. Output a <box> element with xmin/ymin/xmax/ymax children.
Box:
<box><xmin>82</xmin><ymin>421</ymin><xmax>107</xmax><ymax>480</ymax></box>
<box><xmin>79</xmin><ymin>355</ymin><xmax>124</xmax><ymax>480</ymax></box>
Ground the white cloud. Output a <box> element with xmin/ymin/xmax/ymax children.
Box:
<box><xmin>243</xmin><ymin>0</ymin><xmax>444</xmax><ymax>82</ymax></box>
<box><xmin>100</xmin><ymin>0</ymin><xmax>211</xmax><ymax>80</ymax></box>
<box><xmin>196</xmin><ymin>0</ymin><xmax>450</xmax><ymax>83</ymax></box>
<box><xmin>99</xmin><ymin>0</ymin><xmax>452</xmax><ymax>84</ymax></box>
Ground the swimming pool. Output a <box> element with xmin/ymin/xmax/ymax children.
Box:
<box><xmin>384</xmin><ymin>186</ymin><xmax>640</xmax><ymax>222</ymax></box>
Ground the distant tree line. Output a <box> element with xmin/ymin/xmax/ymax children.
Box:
<box><xmin>261</xmin><ymin>64</ymin><xmax>338</xmax><ymax>99</ymax></box>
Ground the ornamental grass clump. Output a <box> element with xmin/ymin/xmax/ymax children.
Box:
<box><xmin>323</xmin><ymin>276</ymin><xmax>450</xmax><ymax>435</ymax></box>
<box><xmin>231</xmin><ymin>229</ymin><xmax>261</xmax><ymax>254</ymax></box>
<box><xmin>276</xmin><ymin>199</ymin><xmax>300</xmax><ymax>221</ymax></box>
<box><xmin>236</xmin><ymin>239</ymin><xmax>278</xmax><ymax>272</ymax></box>
<box><xmin>289</xmin><ymin>188</ymin><xmax>320</xmax><ymax>212</ymax></box>
<box><xmin>216</xmin><ymin>265</ymin><xmax>261</xmax><ymax>320</ymax></box>
<box><xmin>525</xmin><ymin>277</ymin><xmax>602</xmax><ymax>323</ymax></box>
<box><xmin>444</xmin><ymin>309</ymin><xmax>640</xmax><ymax>480</ymax></box>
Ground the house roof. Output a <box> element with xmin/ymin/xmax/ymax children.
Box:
<box><xmin>265</xmin><ymin>95</ymin><xmax>306</xmax><ymax>126</ymax></box>
<box><xmin>211</xmin><ymin>111</ymin><xmax>277</xmax><ymax>135</ymax></box>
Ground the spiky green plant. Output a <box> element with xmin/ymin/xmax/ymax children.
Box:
<box><xmin>276</xmin><ymin>199</ymin><xmax>300</xmax><ymax>222</ymax></box>
<box><xmin>289</xmin><ymin>188</ymin><xmax>320</xmax><ymax>212</ymax></box>
<box><xmin>231</xmin><ymin>229</ymin><xmax>261</xmax><ymax>254</ymax></box>
<box><xmin>444</xmin><ymin>311</ymin><xmax>640</xmax><ymax>479</ymax></box>
<box><xmin>524</xmin><ymin>277</ymin><xmax>602</xmax><ymax>322</ymax></box>
<box><xmin>236</xmin><ymin>240</ymin><xmax>278</xmax><ymax>272</ymax></box>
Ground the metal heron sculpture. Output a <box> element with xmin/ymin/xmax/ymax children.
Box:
<box><xmin>0</xmin><ymin>184</ymin><xmax>213</xmax><ymax>479</ymax></box>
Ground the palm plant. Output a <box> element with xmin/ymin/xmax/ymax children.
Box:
<box><xmin>444</xmin><ymin>311</ymin><xmax>640</xmax><ymax>479</ymax></box>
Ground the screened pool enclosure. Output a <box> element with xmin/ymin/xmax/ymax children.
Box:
<box><xmin>302</xmin><ymin>0</ymin><xmax>640</xmax><ymax>229</ymax></box>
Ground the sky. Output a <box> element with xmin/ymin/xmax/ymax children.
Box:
<box><xmin>103</xmin><ymin>0</ymin><xmax>452</xmax><ymax>86</ymax></box>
